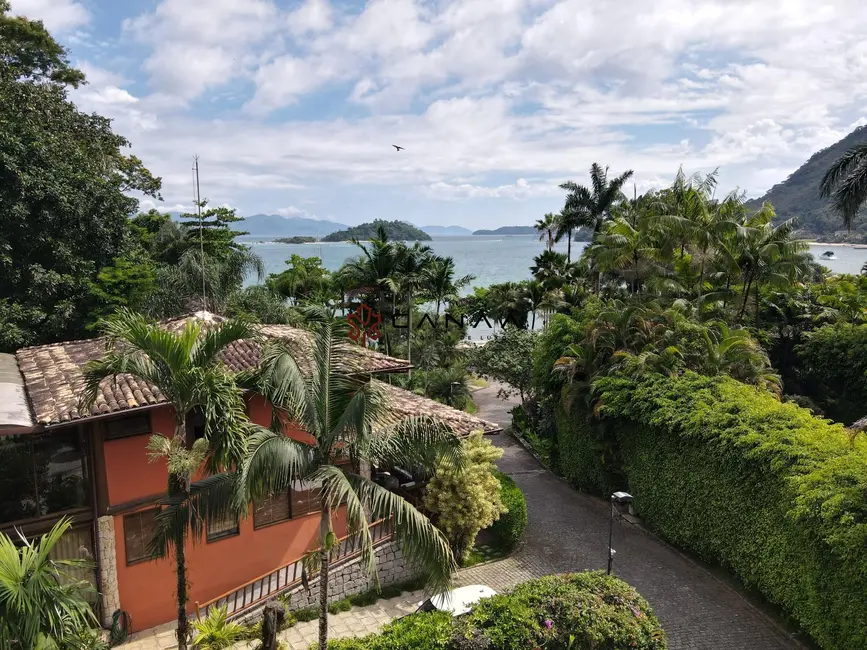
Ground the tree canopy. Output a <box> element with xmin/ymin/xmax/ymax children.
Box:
<box><xmin>0</xmin><ymin>2</ymin><xmax>161</xmax><ymax>350</ymax></box>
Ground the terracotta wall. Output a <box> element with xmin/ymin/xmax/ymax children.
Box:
<box><xmin>113</xmin><ymin>506</ymin><xmax>327</xmax><ymax>631</ymax></box>
<box><xmin>103</xmin><ymin>399</ymin><xmax>333</xmax><ymax>631</ymax></box>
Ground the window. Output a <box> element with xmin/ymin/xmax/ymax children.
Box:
<box><xmin>291</xmin><ymin>479</ymin><xmax>321</xmax><ymax>518</ymax></box>
<box><xmin>207</xmin><ymin>511</ymin><xmax>239</xmax><ymax>542</ymax></box>
<box><xmin>253</xmin><ymin>491</ymin><xmax>290</xmax><ymax>528</ymax></box>
<box><xmin>124</xmin><ymin>508</ymin><xmax>158</xmax><ymax>565</ymax></box>
<box><xmin>105</xmin><ymin>414</ymin><xmax>151</xmax><ymax>440</ymax></box>
<box><xmin>0</xmin><ymin>429</ymin><xmax>89</xmax><ymax>525</ymax></box>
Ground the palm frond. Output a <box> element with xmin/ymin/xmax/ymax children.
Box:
<box><xmin>239</xmin><ymin>428</ymin><xmax>315</xmax><ymax>502</ymax></box>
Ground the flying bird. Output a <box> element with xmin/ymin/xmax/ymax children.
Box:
<box><xmin>393</xmin><ymin>145</ymin><xmax>405</xmax><ymax>151</ymax></box>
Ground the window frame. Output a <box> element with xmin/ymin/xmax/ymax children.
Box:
<box><xmin>206</xmin><ymin>511</ymin><xmax>240</xmax><ymax>543</ymax></box>
<box><xmin>252</xmin><ymin>490</ymin><xmax>291</xmax><ymax>530</ymax></box>
<box><xmin>123</xmin><ymin>507</ymin><xmax>159</xmax><ymax>566</ymax></box>
<box><xmin>104</xmin><ymin>413</ymin><xmax>152</xmax><ymax>441</ymax></box>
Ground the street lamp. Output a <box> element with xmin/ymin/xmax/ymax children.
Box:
<box><xmin>607</xmin><ymin>491</ymin><xmax>633</xmax><ymax>575</ymax></box>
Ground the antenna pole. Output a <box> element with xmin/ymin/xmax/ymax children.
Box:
<box><xmin>194</xmin><ymin>155</ymin><xmax>207</xmax><ymax>313</ymax></box>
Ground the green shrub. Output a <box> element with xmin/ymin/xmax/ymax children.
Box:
<box><xmin>592</xmin><ymin>371</ymin><xmax>867</xmax><ymax>650</ymax></box>
<box><xmin>348</xmin><ymin>590</ymin><xmax>379</xmax><ymax>607</ymax></box>
<box><xmin>425</xmin><ymin>432</ymin><xmax>506</xmax><ymax>562</ymax></box>
<box><xmin>323</xmin><ymin>573</ymin><xmax>664</xmax><ymax>650</ymax></box>
<box><xmin>191</xmin><ymin>606</ymin><xmax>246</xmax><ymax>649</ymax></box>
<box><xmin>796</xmin><ymin>322</ymin><xmax>867</xmax><ymax>423</ymax></box>
<box><xmin>294</xmin><ymin>606</ymin><xmax>319</xmax><ymax>622</ymax></box>
<box><xmin>328</xmin><ymin>598</ymin><xmax>352</xmax><ymax>614</ymax></box>
<box><xmin>488</xmin><ymin>472</ymin><xmax>527</xmax><ymax>552</ymax></box>
<box><xmin>468</xmin><ymin>572</ymin><xmax>665</xmax><ymax>650</ymax></box>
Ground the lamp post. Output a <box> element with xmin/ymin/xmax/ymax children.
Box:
<box><xmin>607</xmin><ymin>491</ymin><xmax>633</xmax><ymax>575</ymax></box>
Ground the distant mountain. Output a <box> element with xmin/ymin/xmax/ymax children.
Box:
<box><xmin>747</xmin><ymin>126</ymin><xmax>867</xmax><ymax>241</ymax></box>
<box><xmin>239</xmin><ymin>214</ymin><xmax>349</xmax><ymax>238</ymax></box>
<box><xmin>322</xmin><ymin>219</ymin><xmax>432</xmax><ymax>242</ymax></box>
<box><xmin>421</xmin><ymin>225</ymin><xmax>473</xmax><ymax>237</ymax></box>
<box><xmin>473</xmin><ymin>226</ymin><xmax>537</xmax><ymax>235</ymax></box>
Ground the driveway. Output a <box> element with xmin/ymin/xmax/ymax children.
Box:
<box><xmin>466</xmin><ymin>382</ymin><xmax>805</xmax><ymax>650</ymax></box>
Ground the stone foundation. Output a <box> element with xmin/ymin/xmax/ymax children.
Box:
<box><xmin>96</xmin><ymin>515</ymin><xmax>121</xmax><ymax>627</ymax></box>
<box><xmin>238</xmin><ymin>540</ymin><xmax>418</xmax><ymax>624</ymax></box>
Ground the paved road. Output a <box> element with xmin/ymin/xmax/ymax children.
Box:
<box><xmin>467</xmin><ymin>382</ymin><xmax>804</xmax><ymax>650</ymax></box>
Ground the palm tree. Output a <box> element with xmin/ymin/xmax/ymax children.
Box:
<box><xmin>820</xmin><ymin>142</ymin><xmax>867</xmax><ymax>230</ymax></box>
<box><xmin>520</xmin><ymin>280</ymin><xmax>545</xmax><ymax>329</ymax></box>
<box><xmin>421</xmin><ymin>256</ymin><xmax>474</xmax><ymax>318</ymax></box>
<box><xmin>238</xmin><ymin>314</ymin><xmax>463</xmax><ymax>650</ymax></box>
<box><xmin>562</xmin><ymin>163</ymin><xmax>634</xmax><ymax>234</ymax></box>
<box><xmin>534</xmin><ymin>213</ymin><xmax>559</xmax><ymax>251</ymax></box>
<box><xmin>555</xmin><ymin>206</ymin><xmax>588</xmax><ymax>263</ymax></box>
<box><xmin>394</xmin><ymin>242</ymin><xmax>435</xmax><ymax>378</ymax></box>
<box><xmin>561</xmin><ymin>163</ymin><xmax>634</xmax><ymax>289</ymax></box>
<box><xmin>0</xmin><ymin>518</ymin><xmax>99</xmax><ymax>650</ymax></box>
<box><xmin>81</xmin><ymin>310</ymin><xmax>255</xmax><ymax>650</ymax></box>
<box><xmin>530</xmin><ymin>249</ymin><xmax>570</xmax><ymax>290</ymax></box>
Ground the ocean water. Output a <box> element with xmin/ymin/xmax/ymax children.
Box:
<box><xmin>243</xmin><ymin>236</ymin><xmax>867</xmax><ymax>338</ymax></box>
<box><xmin>245</xmin><ymin>236</ymin><xmax>867</xmax><ymax>287</ymax></box>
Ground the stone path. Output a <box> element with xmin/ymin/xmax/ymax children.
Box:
<box><xmin>126</xmin><ymin>381</ymin><xmax>807</xmax><ymax>650</ymax></box>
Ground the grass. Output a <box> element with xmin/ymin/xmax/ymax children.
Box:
<box><xmin>461</xmin><ymin>543</ymin><xmax>510</xmax><ymax>568</ymax></box>
<box><xmin>469</xmin><ymin>375</ymin><xmax>489</xmax><ymax>389</ymax></box>
<box><xmin>463</xmin><ymin>398</ymin><xmax>479</xmax><ymax>415</ymax></box>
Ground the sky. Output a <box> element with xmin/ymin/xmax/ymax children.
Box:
<box><xmin>9</xmin><ymin>0</ymin><xmax>867</xmax><ymax>229</ymax></box>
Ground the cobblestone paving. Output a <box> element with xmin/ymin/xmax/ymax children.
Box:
<box><xmin>125</xmin><ymin>382</ymin><xmax>806</xmax><ymax>650</ymax></box>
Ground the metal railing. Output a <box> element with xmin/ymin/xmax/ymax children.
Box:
<box><xmin>195</xmin><ymin>518</ymin><xmax>394</xmax><ymax>621</ymax></box>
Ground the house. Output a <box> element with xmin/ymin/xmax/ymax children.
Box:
<box><xmin>0</xmin><ymin>313</ymin><xmax>500</xmax><ymax>632</ymax></box>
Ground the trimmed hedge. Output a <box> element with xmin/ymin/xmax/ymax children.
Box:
<box><xmin>488</xmin><ymin>472</ymin><xmax>527</xmax><ymax>551</ymax></box>
<box><xmin>324</xmin><ymin>572</ymin><xmax>666</xmax><ymax>650</ymax></box>
<box><xmin>591</xmin><ymin>372</ymin><xmax>867</xmax><ymax>650</ymax></box>
<box><xmin>555</xmin><ymin>403</ymin><xmax>623</xmax><ymax>495</ymax></box>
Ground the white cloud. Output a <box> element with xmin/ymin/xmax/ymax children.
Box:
<box><xmin>425</xmin><ymin>178</ymin><xmax>562</xmax><ymax>200</ymax></box>
<box><xmin>8</xmin><ymin>0</ymin><xmax>88</xmax><ymax>32</ymax></box>
<box><xmin>123</xmin><ymin>0</ymin><xmax>279</xmax><ymax>101</ymax></box>
<box><xmin>66</xmin><ymin>0</ymin><xmax>867</xmax><ymax>225</ymax></box>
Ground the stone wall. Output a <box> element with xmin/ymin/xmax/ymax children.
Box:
<box><xmin>237</xmin><ymin>540</ymin><xmax>418</xmax><ymax>625</ymax></box>
<box><xmin>96</xmin><ymin>515</ymin><xmax>121</xmax><ymax>627</ymax></box>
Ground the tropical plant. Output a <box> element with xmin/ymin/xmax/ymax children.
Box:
<box><xmin>423</xmin><ymin>432</ymin><xmax>505</xmax><ymax>562</ymax></box>
<box><xmin>191</xmin><ymin>605</ymin><xmax>246</xmax><ymax>649</ymax></box>
<box><xmin>534</xmin><ymin>213</ymin><xmax>559</xmax><ymax>251</ymax></box>
<box><xmin>237</xmin><ymin>311</ymin><xmax>464</xmax><ymax>650</ymax></box>
<box><xmin>423</xmin><ymin>365</ymin><xmax>472</xmax><ymax>409</ymax></box>
<box><xmin>80</xmin><ymin>310</ymin><xmax>256</xmax><ymax>650</ymax></box>
<box><xmin>0</xmin><ymin>518</ymin><xmax>100</xmax><ymax>650</ymax></box>
<box><xmin>819</xmin><ymin>141</ymin><xmax>867</xmax><ymax>230</ymax></box>
<box><xmin>421</xmin><ymin>257</ymin><xmax>474</xmax><ymax>318</ymax></box>
<box><xmin>470</xmin><ymin>327</ymin><xmax>537</xmax><ymax>405</ymax></box>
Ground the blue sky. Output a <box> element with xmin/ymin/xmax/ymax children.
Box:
<box><xmin>10</xmin><ymin>0</ymin><xmax>867</xmax><ymax>228</ymax></box>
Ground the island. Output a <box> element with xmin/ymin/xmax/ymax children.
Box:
<box><xmin>322</xmin><ymin>219</ymin><xmax>432</xmax><ymax>242</ymax></box>
<box><xmin>472</xmin><ymin>226</ymin><xmax>537</xmax><ymax>235</ymax></box>
<box><xmin>274</xmin><ymin>236</ymin><xmax>317</xmax><ymax>244</ymax></box>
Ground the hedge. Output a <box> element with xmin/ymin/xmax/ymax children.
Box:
<box><xmin>555</xmin><ymin>403</ymin><xmax>623</xmax><ymax>495</ymax></box>
<box><xmin>795</xmin><ymin>322</ymin><xmax>867</xmax><ymax>424</ymax></box>
<box><xmin>488</xmin><ymin>472</ymin><xmax>527</xmax><ymax>551</ymax></box>
<box><xmin>324</xmin><ymin>572</ymin><xmax>666</xmax><ymax>650</ymax></box>
<box><xmin>591</xmin><ymin>372</ymin><xmax>867</xmax><ymax>650</ymax></box>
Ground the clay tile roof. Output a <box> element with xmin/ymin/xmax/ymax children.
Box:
<box><xmin>374</xmin><ymin>381</ymin><xmax>501</xmax><ymax>437</ymax></box>
<box><xmin>15</xmin><ymin>313</ymin><xmax>411</xmax><ymax>426</ymax></box>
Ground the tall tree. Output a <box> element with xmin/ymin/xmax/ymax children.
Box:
<box><xmin>239</xmin><ymin>314</ymin><xmax>462</xmax><ymax>650</ymax></box>
<box><xmin>0</xmin><ymin>2</ymin><xmax>161</xmax><ymax>351</ymax></box>
<box><xmin>534</xmin><ymin>213</ymin><xmax>559</xmax><ymax>252</ymax></box>
<box><xmin>819</xmin><ymin>142</ymin><xmax>867</xmax><ymax>230</ymax></box>
<box><xmin>422</xmin><ymin>257</ymin><xmax>474</xmax><ymax>318</ymax></box>
<box><xmin>82</xmin><ymin>311</ymin><xmax>255</xmax><ymax>650</ymax></box>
